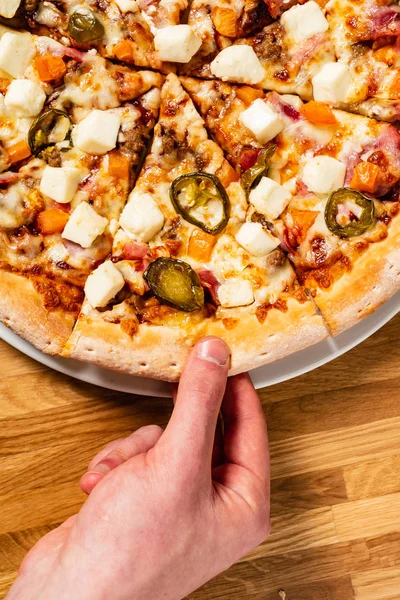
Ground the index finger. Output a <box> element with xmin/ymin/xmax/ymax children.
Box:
<box><xmin>221</xmin><ymin>373</ymin><xmax>270</xmax><ymax>486</ymax></box>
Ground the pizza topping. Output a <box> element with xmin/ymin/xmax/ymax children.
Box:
<box><xmin>325</xmin><ymin>188</ymin><xmax>375</xmax><ymax>238</ymax></box>
<box><xmin>34</xmin><ymin>54</ymin><xmax>67</xmax><ymax>83</ymax></box>
<box><xmin>285</xmin><ymin>33</ymin><xmax>327</xmax><ymax>78</ymax></box>
<box><xmin>119</xmin><ymin>191</ymin><xmax>164</xmax><ymax>243</ymax></box>
<box><xmin>217</xmin><ymin>280</ymin><xmax>254</xmax><ymax>308</ymax></box>
<box><xmin>350</xmin><ymin>161</ymin><xmax>382</xmax><ymax>195</ymax></box>
<box><xmin>240</xmin><ymin>146</ymin><xmax>276</xmax><ymax>197</ymax></box>
<box><xmin>235</xmin><ymin>222</ymin><xmax>280</xmax><ymax>256</ymax></box>
<box><xmin>72</xmin><ymin>110</ymin><xmax>121</xmax><ymax>155</ymax></box>
<box><xmin>312</xmin><ymin>62</ymin><xmax>352</xmax><ymax>105</ymax></box>
<box><xmin>7</xmin><ymin>140</ymin><xmax>31</xmax><ymax>164</ymax></box>
<box><xmin>239</xmin><ymin>99</ymin><xmax>283</xmax><ymax>144</ymax></box>
<box><xmin>62</xmin><ymin>202</ymin><xmax>108</xmax><ymax>248</ymax></box>
<box><xmin>68</xmin><ymin>9</ymin><xmax>105</xmax><ymax>44</ymax></box>
<box><xmin>154</xmin><ymin>25</ymin><xmax>202</xmax><ymax>63</ymax></box>
<box><xmin>0</xmin><ymin>0</ymin><xmax>21</xmax><ymax>19</ymax></box>
<box><xmin>211</xmin><ymin>7</ymin><xmax>237</xmax><ymax>38</ymax></box>
<box><xmin>40</xmin><ymin>166</ymin><xmax>83</xmax><ymax>204</ymax></box>
<box><xmin>300</xmin><ymin>101</ymin><xmax>337</xmax><ymax>126</ymax></box>
<box><xmin>249</xmin><ymin>177</ymin><xmax>292</xmax><ymax>220</ymax></box>
<box><xmin>0</xmin><ymin>31</ymin><xmax>36</xmax><ymax>78</ymax></box>
<box><xmin>281</xmin><ymin>1</ymin><xmax>328</xmax><ymax>44</ymax></box>
<box><xmin>85</xmin><ymin>260</ymin><xmax>125</xmax><ymax>308</ymax></box>
<box><xmin>170</xmin><ymin>172</ymin><xmax>230</xmax><ymax>235</ymax></box>
<box><xmin>144</xmin><ymin>257</ymin><xmax>204</xmax><ymax>312</ymax></box>
<box><xmin>5</xmin><ymin>79</ymin><xmax>46</xmax><ymax>118</ymax></box>
<box><xmin>210</xmin><ymin>46</ymin><xmax>264</xmax><ymax>85</ymax></box>
<box><xmin>121</xmin><ymin>240</ymin><xmax>149</xmax><ymax>260</ymax></box>
<box><xmin>188</xmin><ymin>228</ymin><xmax>217</xmax><ymax>263</ymax></box>
<box><xmin>115</xmin><ymin>0</ymin><xmax>139</xmax><ymax>13</ymax></box>
<box><xmin>28</xmin><ymin>109</ymin><xmax>72</xmax><ymax>156</ymax></box>
<box><xmin>197</xmin><ymin>269</ymin><xmax>220</xmax><ymax>303</ymax></box>
<box><xmin>36</xmin><ymin>208</ymin><xmax>69</xmax><ymax>235</ymax></box>
<box><xmin>302</xmin><ymin>156</ymin><xmax>346</xmax><ymax>195</ymax></box>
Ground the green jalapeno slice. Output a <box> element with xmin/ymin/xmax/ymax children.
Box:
<box><xmin>325</xmin><ymin>188</ymin><xmax>375</xmax><ymax>238</ymax></box>
<box><xmin>28</xmin><ymin>110</ymin><xmax>72</xmax><ymax>156</ymax></box>
<box><xmin>241</xmin><ymin>145</ymin><xmax>276</xmax><ymax>198</ymax></box>
<box><xmin>170</xmin><ymin>172</ymin><xmax>230</xmax><ymax>235</ymax></box>
<box><xmin>68</xmin><ymin>9</ymin><xmax>105</xmax><ymax>43</ymax></box>
<box><xmin>144</xmin><ymin>258</ymin><xmax>204</xmax><ymax>312</ymax></box>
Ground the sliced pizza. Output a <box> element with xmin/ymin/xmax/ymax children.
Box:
<box><xmin>183</xmin><ymin>0</ymin><xmax>272</xmax><ymax>75</ymax></box>
<box><xmin>1</xmin><ymin>0</ymin><xmax>183</xmax><ymax>70</ymax></box>
<box><xmin>325</xmin><ymin>0</ymin><xmax>400</xmax><ymax>122</ymax></box>
<box><xmin>182</xmin><ymin>0</ymin><xmax>336</xmax><ymax>100</ymax></box>
<box><xmin>63</xmin><ymin>73</ymin><xmax>328</xmax><ymax>381</ymax></box>
<box><xmin>182</xmin><ymin>0</ymin><xmax>400</xmax><ymax>122</ymax></box>
<box><xmin>0</xmin><ymin>28</ymin><xmax>162</xmax><ymax>353</ymax></box>
<box><xmin>186</xmin><ymin>80</ymin><xmax>400</xmax><ymax>333</ymax></box>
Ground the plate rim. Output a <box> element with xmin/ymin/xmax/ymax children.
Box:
<box><xmin>0</xmin><ymin>291</ymin><xmax>399</xmax><ymax>397</ymax></box>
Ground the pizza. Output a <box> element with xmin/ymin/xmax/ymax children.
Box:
<box><xmin>0</xmin><ymin>2</ymin><xmax>399</xmax><ymax>381</ymax></box>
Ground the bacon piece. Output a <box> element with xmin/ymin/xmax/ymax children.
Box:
<box><xmin>197</xmin><ymin>269</ymin><xmax>221</xmax><ymax>304</ymax></box>
<box><xmin>359</xmin><ymin>126</ymin><xmax>400</xmax><ymax>195</ymax></box>
<box><xmin>122</xmin><ymin>241</ymin><xmax>149</xmax><ymax>260</ymax></box>
<box><xmin>369</xmin><ymin>6</ymin><xmax>400</xmax><ymax>40</ymax></box>
<box><xmin>344</xmin><ymin>152</ymin><xmax>362</xmax><ymax>186</ymax></box>
<box><xmin>267</xmin><ymin>92</ymin><xmax>301</xmax><ymax>121</ymax></box>
<box><xmin>43</xmin><ymin>40</ymin><xmax>87</xmax><ymax>63</ymax></box>
<box><xmin>0</xmin><ymin>171</ymin><xmax>19</xmax><ymax>185</ymax></box>
<box><xmin>285</xmin><ymin>33</ymin><xmax>327</xmax><ymax>77</ymax></box>
<box><xmin>238</xmin><ymin>148</ymin><xmax>262</xmax><ymax>173</ymax></box>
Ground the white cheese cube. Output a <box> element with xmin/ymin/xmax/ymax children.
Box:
<box><xmin>62</xmin><ymin>202</ymin><xmax>108</xmax><ymax>248</ymax></box>
<box><xmin>119</xmin><ymin>191</ymin><xmax>164</xmax><ymax>243</ymax></box>
<box><xmin>154</xmin><ymin>25</ymin><xmax>202</xmax><ymax>63</ymax></box>
<box><xmin>0</xmin><ymin>0</ymin><xmax>21</xmax><ymax>19</ymax></box>
<box><xmin>84</xmin><ymin>261</ymin><xmax>125</xmax><ymax>308</ymax></box>
<box><xmin>312</xmin><ymin>62</ymin><xmax>352</xmax><ymax>104</ymax></box>
<box><xmin>302</xmin><ymin>156</ymin><xmax>346</xmax><ymax>195</ymax></box>
<box><xmin>239</xmin><ymin>99</ymin><xmax>283</xmax><ymax>143</ymax></box>
<box><xmin>281</xmin><ymin>1</ymin><xmax>328</xmax><ymax>43</ymax></box>
<box><xmin>235</xmin><ymin>222</ymin><xmax>280</xmax><ymax>257</ymax></box>
<box><xmin>114</xmin><ymin>0</ymin><xmax>139</xmax><ymax>13</ymax></box>
<box><xmin>0</xmin><ymin>32</ymin><xmax>36</xmax><ymax>78</ymax></box>
<box><xmin>218</xmin><ymin>280</ymin><xmax>254</xmax><ymax>308</ymax></box>
<box><xmin>210</xmin><ymin>46</ymin><xmax>264</xmax><ymax>85</ymax></box>
<box><xmin>5</xmin><ymin>79</ymin><xmax>46</xmax><ymax>117</ymax></box>
<box><xmin>72</xmin><ymin>110</ymin><xmax>121</xmax><ymax>155</ymax></box>
<box><xmin>249</xmin><ymin>177</ymin><xmax>292</xmax><ymax>220</ymax></box>
<box><xmin>40</xmin><ymin>166</ymin><xmax>83</xmax><ymax>204</ymax></box>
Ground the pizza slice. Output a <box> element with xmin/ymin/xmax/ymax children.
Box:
<box><xmin>1</xmin><ymin>0</ymin><xmax>184</xmax><ymax>70</ymax></box>
<box><xmin>183</xmin><ymin>0</ymin><xmax>273</xmax><ymax>75</ymax></box>
<box><xmin>182</xmin><ymin>0</ymin><xmax>336</xmax><ymax>100</ymax></box>
<box><xmin>325</xmin><ymin>0</ymin><xmax>400</xmax><ymax>122</ymax></box>
<box><xmin>182</xmin><ymin>78</ymin><xmax>400</xmax><ymax>333</ymax></box>
<box><xmin>0</xmin><ymin>28</ymin><xmax>162</xmax><ymax>353</ymax></box>
<box><xmin>267</xmin><ymin>97</ymin><xmax>400</xmax><ymax>333</ymax></box>
<box><xmin>63</xmin><ymin>73</ymin><xmax>328</xmax><ymax>381</ymax></box>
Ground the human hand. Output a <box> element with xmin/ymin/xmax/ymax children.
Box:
<box><xmin>9</xmin><ymin>337</ymin><xmax>270</xmax><ymax>600</ymax></box>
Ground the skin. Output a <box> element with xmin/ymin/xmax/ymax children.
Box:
<box><xmin>8</xmin><ymin>337</ymin><xmax>270</xmax><ymax>600</ymax></box>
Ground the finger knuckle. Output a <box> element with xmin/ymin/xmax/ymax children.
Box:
<box><xmin>137</xmin><ymin>424</ymin><xmax>164</xmax><ymax>438</ymax></box>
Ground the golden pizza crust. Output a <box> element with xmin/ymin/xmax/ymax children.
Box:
<box><xmin>314</xmin><ymin>214</ymin><xmax>400</xmax><ymax>336</ymax></box>
<box><xmin>0</xmin><ymin>270</ymin><xmax>78</xmax><ymax>355</ymax></box>
<box><xmin>62</xmin><ymin>298</ymin><xmax>328</xmax><ymax>382</ymax></box>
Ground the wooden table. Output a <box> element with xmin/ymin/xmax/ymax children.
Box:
<box><xmin>1</xmin><ymin>314</ymin><xmax>400</xmax><ymax>600</ymax></box>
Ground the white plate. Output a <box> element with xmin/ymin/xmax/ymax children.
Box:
<box><xmin>1</xmin><ymin>292</ymin><xmax>399</xmax><ymax>397</ymax></box>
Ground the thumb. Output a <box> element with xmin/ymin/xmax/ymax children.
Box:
<box><xmin>161</xmin><ymin>337</ymin><xmax>229</xmax><ymax>471</ymax></box>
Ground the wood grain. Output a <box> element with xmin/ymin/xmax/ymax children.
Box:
<box><xmin>1</xmin><ymin>313</ymin><xmax>400</xmax><ymax>598</ymax></box>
